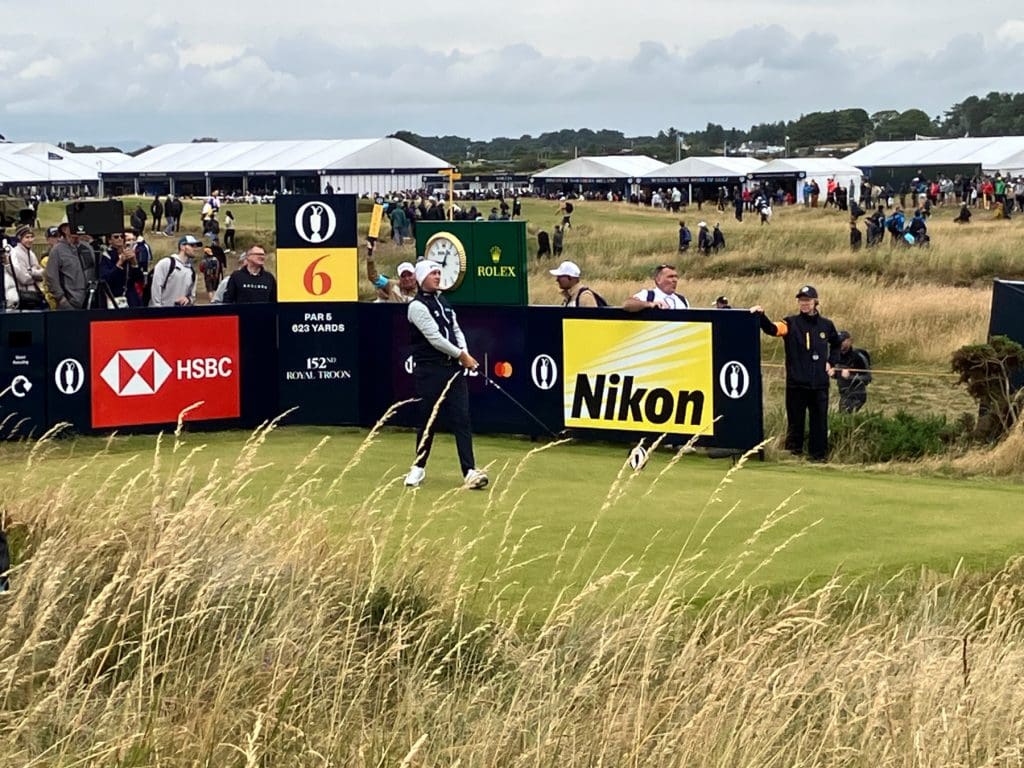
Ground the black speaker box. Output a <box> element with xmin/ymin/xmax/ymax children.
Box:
<box><xmin>66</xmin><ymin>200</ymin><xmax>124</xmax><ymax>236</ymax></box>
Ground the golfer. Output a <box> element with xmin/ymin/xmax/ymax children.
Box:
<box><xmin>751</xmin><ymin>284</ymin><xmax>841</xmax><ymax>462</ymax></box>
<box><xmin>404</xmin><ymin>260</ymin><xmax>488</xmax><ymax>490</ymax></box>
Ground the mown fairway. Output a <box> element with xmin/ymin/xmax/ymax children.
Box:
<box><xmin>3</xmin><ymin>425</ymin><xmax>1021</xmax><ymax>613</ymax></box>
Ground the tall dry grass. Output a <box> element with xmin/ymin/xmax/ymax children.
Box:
<box><xmin>4</xmin><ymin>425</ymin><xmax>1024</xmax><ymax>766</ymax></box>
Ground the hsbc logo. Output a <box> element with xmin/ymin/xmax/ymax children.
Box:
<box><xmin>100</xmin><ymin>350</ymin><xmax>235</xmax><ymax>396</ymax></box>
<box><xmin>100</xmin><ymin>349</ymin><xmax>173</xmax><ymax>396</ymax></box>
<box><xmin>90</xmin><ymin>316</ymin><xmax>241</xmax><ymax>428</ymax></box>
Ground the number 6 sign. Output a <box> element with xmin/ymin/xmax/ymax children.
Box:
<box><xmin>275</xmin><ymin>195</ymin><xmax>359</xmax><ymax>302</ymax></box>
<box><xmin>277</xmin><ymin>249</ymin><xmax>356</xmax><ymax>302</ymax></box>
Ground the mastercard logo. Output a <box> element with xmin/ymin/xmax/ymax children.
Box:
<box><xmin>492</xmin><ymin>361</ymin><xmax>513</xmax><ymax>378</ymax></box>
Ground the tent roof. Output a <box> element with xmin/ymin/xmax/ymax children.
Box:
<box><xmin>0</xmin><ymin>142</ymin><xmax>127</xmax><ymax>184</ymax></box>
<box><xmin>642</xmin><ymin>156</ymin><xmax>764</xmax><ymax>179</ymax></box>
<box><xmin>106</xmin><ymin>137</ymin><xmax>452</xmax><ymax>175</ymax></box>
<box><xmin>753</xmin><ymin>158</ymin><xmax>861</xmax><ymax>175</ymax></box>
<box><xmin>533</xmin><ymin>155</ymin><xmax>667</xmax><ymax>180</ymax></box>
<box><xmin>844</xmin><ymin>137</ymin><xmax>1024</xmax><ymax>171</ymax></box>
<box><xmin>996</xmin><ymin>148</ymin><xmax>1024</xmax><ymax>174</ymax></box>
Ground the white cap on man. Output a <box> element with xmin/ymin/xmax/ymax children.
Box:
<box><xmin>548</xmin><ymin>260</ymin><xmax>581</xmax><ymax>278</ymax></box>
<box><xmin>397</xmin><ymin>261</ymin><xmax>415</xmax><ymax>277</ymax></box>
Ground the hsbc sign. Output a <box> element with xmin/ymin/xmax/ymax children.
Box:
<box><xmin>90</xmin><ymin>316</ymin><xmax>240</xmax><ymax>428</ymax></box>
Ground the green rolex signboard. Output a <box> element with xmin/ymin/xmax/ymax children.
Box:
<box><xmin>415</xmin><ymin>220</ymin><xmax>528</xmax><ymax>305</ymax></box>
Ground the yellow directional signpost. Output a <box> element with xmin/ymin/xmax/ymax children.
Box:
<box><xmin>437</xmin><ymin>168</ymin><xmax>461</xmax><ymax>220</ymax></box>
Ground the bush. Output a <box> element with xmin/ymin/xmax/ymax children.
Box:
<box><xmin>951</xmin><ymin>335</ymin><xmax>1024</xmax><ymax>441</ymax></box>
<box><xmin>829</xmin><ymin>409</ymin><xmax>965</xmax><ymax>463</ymax></box>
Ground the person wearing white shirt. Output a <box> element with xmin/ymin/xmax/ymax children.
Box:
<box><xmin>623</xmin><ymin>264</ymin><xmax>689</xmax><ymax>311</ymax></box>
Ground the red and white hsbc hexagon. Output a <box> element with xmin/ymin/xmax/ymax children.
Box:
<box><xmin>90</xmin><ymin>316</ymin><xmax>240</xmax><ymax>428</ymax></box>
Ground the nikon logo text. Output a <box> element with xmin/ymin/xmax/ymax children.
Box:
<box><xmin>570</xmin><ymin>373</ymin><xmax>704</xmax><ymax>426</ymax></box>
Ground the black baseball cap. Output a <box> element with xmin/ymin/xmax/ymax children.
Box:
<box><xmin>796</xmin><ymin>284</ymin><xmax>818</xmax><ymax>299</ymax></box>
<box><xmin>838</xmin><ymin>330</ymin><xmax>851</xmax><ymax>341</ymax></box>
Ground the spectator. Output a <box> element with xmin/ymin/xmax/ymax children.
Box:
<box><xmin>223</xmin><ymin>244</ymin><xmax>277</xmax><ymax>303</ymax></box>
<box><xmin>623</xmin><ymin>263</ymin><xmax>688</xmax><ymax>311</ymax></box>
<box><xmin>833</xmin><ymin>330</ymin><xmax>872</xmax><ymax>412</ymax></box>
<box><xmin>149</xmin><ymin>234</ymin><xmax>200</xmax><ymax>307</ymax></box>
<box><xmin>552</xmin><ymin>225</ymin><xmax>564</xmax><ymax>257</ymax></box>
<box><xmin>8</xmin><ymin>225</ymin><xmax>46</xmax><ymax>309</ymax></box>
<box><xmin>697</xmin><ymin>221</ymin><xmax>712</xmax><ymax>255</ymax></box>
<box><xmin>150</xmin><ymin>194</ymin><xmax>163</xmax><ymax>232</ymax></box>
<box><xmin>550</xmin><ymin>260</ymin><xmax>605</xmax><ymax>307</ymax></box>
<box><xmin>223</xmin><ymin>210</ymin><xmax>236</xmax><ymax>251</ymax></box>
<box><xmin>678</xmin><ymin>220</ymin><xmax>692</xmax><ymax>252</ymax></box>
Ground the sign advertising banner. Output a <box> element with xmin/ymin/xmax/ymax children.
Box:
<box><xmin>89</xmin><ymin>315</ymin><xmax>240</xmax><ymax>428</ymax></box>
<box><xmin>562</xmin><ymin>319</ymin><xmax>714</xmax><ymax>434</ymax></box>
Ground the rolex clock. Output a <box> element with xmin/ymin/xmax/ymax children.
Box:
<box><xmin>423</xmin><ymin>231</ymin><xmax>467</xmax><ymax>291</ymax></box>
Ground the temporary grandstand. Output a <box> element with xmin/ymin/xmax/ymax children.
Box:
<box><xmin>100</xmin><ymin>138</ymin><xmax>453</xmax><ymax>197</ymax></box>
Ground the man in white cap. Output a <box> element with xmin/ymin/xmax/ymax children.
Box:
<box><xmin>405</xmin><ymin>260</ymin><xmax>488</xmax><ymax>490</ymax></box>
<box><xmin>549</xmin><ymin>260</ymin><xmax>606</xmax><ymax>307</ymax></box>
<box><xmin>366</xmin><ymin>240</ymin><xmax>416</xmax><ymax>303</ymax></box>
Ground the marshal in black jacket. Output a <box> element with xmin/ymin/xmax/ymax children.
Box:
<box><xmin>758</xmin><ymin>310</ymin><xmax>841</xmax><ymax>389</ymax></box>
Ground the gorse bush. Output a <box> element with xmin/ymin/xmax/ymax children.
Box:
<box><xmin>829</xmin><ymin>409</ymin><xmax>966</xmax><ymax>463</ymax></box>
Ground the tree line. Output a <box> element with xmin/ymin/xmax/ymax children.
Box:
<box><xmin>391</xmin><ymin>91</ymin><xmax>1024</xmax><ymax>171</ymax></box>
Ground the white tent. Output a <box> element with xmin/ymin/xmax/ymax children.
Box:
<box><xmin>845</xmin><ymin>137</ymin><xmax>1024</xmax><ymax>173</ymax></box>
<box><xmin>533</xmin><ymin>155</ymin><xmax>666</xmax><ymax>181</ymax></box>
<box><xmin>532</xmin><ymin>155</ymin><xmax>667</xmax><ymax>196</ymax></box>
<box><xmin>104</xmin><ymin>137</ymin><xmax>452</xmax><ymax>195</ymax></box>
<box><xmin>0</xmin><ymin>143</ymin><xmax>129</xmax><ymax>188</ymax></box>
<box><xmin>751</xmin><ymin>158</ymin><xmax>862</xmax><ymax>204</ymax></box>
<box><xmin>641</xmin><ymin>156</ymin><xmax>764</xmax><ymax>182</ymax></box>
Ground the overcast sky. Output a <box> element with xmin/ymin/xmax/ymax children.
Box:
<box><xmin>2</xmin><ymin>1</ymin><xmax>1022</xmax><ymax>148</ymax></box>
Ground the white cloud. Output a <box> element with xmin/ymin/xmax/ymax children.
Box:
<box><xmin>0</xmin><ymin>2</ymin><xmax>1021</xmax><ymax>145</ymax></box>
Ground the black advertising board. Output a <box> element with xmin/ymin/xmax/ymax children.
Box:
<box><xmin>989</xmin><ymin>279</ymin><xmax>1024</xmax><ymax>392</ymax></box>
<box><xmin>45</xmin><ymin>305</ymin><xmax>278</xmax><ymax>435</ymax></box>
<box><xmin>0</xmin><ymin>312</ymin><xmax>48</xmax><ymax>438</ymax></box>
<box><xmin>19</xmin><ymin>303</ymin><xmax>765</xmax><ymax>452</ymax></box>
<box><xmin>356</xmin><ymin>304</ymin><xmax>763</xmax><ymax>450</ymax></box>
<box><xmin>277</xmin><ymin>303</ymin><xmax>360</xmax><ymax>424</ymax></box>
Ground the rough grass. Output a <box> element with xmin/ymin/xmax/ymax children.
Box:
<box><xmin>4</xmin><ymin>423</ymin><xmax>1024</xmax><ymax>766</ymax></box>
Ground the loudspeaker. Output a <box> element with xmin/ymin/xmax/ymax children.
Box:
<box><xmin>66</xmin><ymin>200</ymin><xmax>124</xmax><ymax>236</ymax></box>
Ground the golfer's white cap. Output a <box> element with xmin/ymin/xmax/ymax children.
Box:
<box><xmin>396</xmin><ymin>261</ymin><xmax>415</xmax><ymax>276</ymax></box>
<box><xmin>549</xmin><ymin>260</ymin><xmax>581</xmax><ymax>278</ymax></box>
<box><xmin>414</xmin><ymin>260</ymin><xmax>441</xmax><ymax>285</ymax></box>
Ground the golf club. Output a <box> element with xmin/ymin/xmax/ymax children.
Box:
<box><xmin>481</xmin><ymin>354</ymin><xmax>564</xmax><ymax>440</ymax></box>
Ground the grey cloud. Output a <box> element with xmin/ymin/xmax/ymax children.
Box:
<box><xmin>0</xmin><ymin>23</ymin><xmax>1021</xmax><ymax>144</ymax></box>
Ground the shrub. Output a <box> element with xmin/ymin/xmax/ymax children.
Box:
<box><xmin>951</xmin><ymin>335</ymin><xmax>1024</xmax><ymax>441</ymax></box>
<box><xmin>829</xmin><ymin>409</ymin><xmax>964</xmax><ymax>463</ymax></box>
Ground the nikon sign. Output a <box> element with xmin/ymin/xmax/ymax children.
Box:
<box><xmin>563</xmin><ymin>319</ymin><xmax>715</xmax><ymax>435</ymax></box>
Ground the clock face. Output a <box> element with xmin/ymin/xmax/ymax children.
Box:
<box><xmin>424</xmin><ymin>232</ymin><xmax>466</xmax><ymax>291</ymax></box>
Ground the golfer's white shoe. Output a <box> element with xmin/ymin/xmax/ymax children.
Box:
<box><xmin>464</xmin><ymin>468</ymin><xmax>489</xmax><ymax>490</ymax></box>
<box><xmin>404</xmin><ymin>465</ymin><xmax>426</xmax><ymax>487</ymax></box>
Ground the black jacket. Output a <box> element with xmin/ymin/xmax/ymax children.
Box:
<box><xmin>759</xmin><ymin>310</ymin><xmax>840</xmax><ymax>389</ymax></box>
<box><xmin>223</xmin><ymin>267</ymin><xmax>277</xmax><ymax>303</ymax></box>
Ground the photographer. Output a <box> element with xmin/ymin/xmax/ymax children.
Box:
<box><xmin>99</xmin><ymin>231</ymin><xmax>146</xmax><ymax>307</ymax></box>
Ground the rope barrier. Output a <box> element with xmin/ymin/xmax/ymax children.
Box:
<box><xmin>761</xmin><ymin>362</ymin><xmax>959</xmax><ymax>379</ymax></box>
